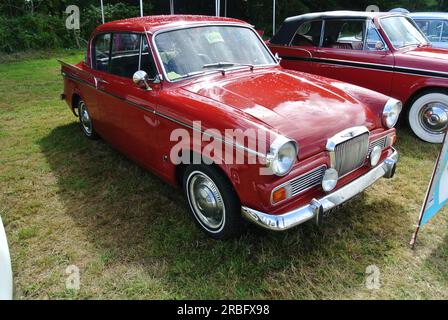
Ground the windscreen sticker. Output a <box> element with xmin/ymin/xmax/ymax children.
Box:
<box><xmin>205</xmin><ymin>31</ymin><xmax>224</xmax><ymax>44</ymax></box>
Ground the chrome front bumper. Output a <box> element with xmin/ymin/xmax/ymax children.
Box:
<box><xmin>241</xmin><ymin>149</ymin><xmax>398</xmax><ymax>231</ymax></box>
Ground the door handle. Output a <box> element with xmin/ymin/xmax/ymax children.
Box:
<box><xmin>95</xmin><ymin>77</ymin><xmax>109</xmax><ymax>88</ymax></box>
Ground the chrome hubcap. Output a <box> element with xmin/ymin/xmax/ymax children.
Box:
<box><xmin>187</xmin><ymin>172</ymin><xmax>224</xmax><ymax>230</ymax></box>
<box><xmin>419</xmin><ymin>102</ymin><xmax>448</xmax><ymax>134</ymax></box>
<box><xmin>79</xmin><ymin>102</ymin><xmax>93</xmax><ymax>135</ymax></box>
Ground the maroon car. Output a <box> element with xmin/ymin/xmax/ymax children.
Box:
<box><xmin>60</xmin><ymin>15</ymin><xmax>399</xmax><ymax>239</ymax></box>
<box><xmin>268</xmin><ymin>11</ymin><xmax>448</xmax><ymax>143</ymax></box>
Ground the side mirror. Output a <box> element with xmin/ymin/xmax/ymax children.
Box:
<box><xmin>133</xmin><ymin>70</ymin><xmax>151</xmax><ymax>90</ymax></box>
<box><xmin>274</xmin><ymin>52</ymin><xmax>282</xmax><ymax>64</ymax></box>
<box><xmin>375</xmin><ymin>41</ymin><xmax>385</xmax><ymax>51</ymax></box>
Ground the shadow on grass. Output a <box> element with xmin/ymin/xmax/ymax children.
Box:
<box><xmin>39</xmin><ymin>123</ymin><xmax>413</xmax><ymax>298</ymax></box>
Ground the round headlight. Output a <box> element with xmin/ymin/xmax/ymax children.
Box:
<box><xmin>370</xmin><ymin>145</ymin><xmax>382</xmax><ymax>167</ymax></box>
<box><xmin>267</xmin><ymin>137</ymin><xmax>298</xmax><ymax>176</ymax></box>
<box><xmin>322</xmin><ymin>168</ymin><xmax>338</xmax><ymax>192</ymax></box>
<box><xmin>382</xmin><ymin>98</ymin><xmax>402</xmax><ymax>128</ymax></box>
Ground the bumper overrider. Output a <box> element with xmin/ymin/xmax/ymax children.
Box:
<box><xmin>242</xmin><ymin>148</ymin><xmax>398</xmax><ymax>231</ymax></box>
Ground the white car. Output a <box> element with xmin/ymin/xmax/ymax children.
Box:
<box><xmin>0</xmin><ymin>216</ymin><xmax>13</xmax><ymax>300</ymax></box>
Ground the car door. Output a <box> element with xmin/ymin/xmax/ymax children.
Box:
<box><xmin>91</xmin><ymin>32</ymin><xmax>161</xmax><ymax>169</ymax></box>
<box><xmin>273</xmin><ymin>20</ymin><xmax>323</xmax><ymax>74</ymax></box>
<box><xmin>313</xmin><ymin>18</ymin><xmax>394</xmax><ymax>97</ymax></box>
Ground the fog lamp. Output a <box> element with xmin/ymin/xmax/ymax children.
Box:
<box><xmin>322</xmin><ymin>168</ymin><xmax>338</xmax><ymax>192</ymax></box>
<box><xmin>370</xmin><ymin>145</ymin><xmax>382</xmax><ymax>167</ymax></box>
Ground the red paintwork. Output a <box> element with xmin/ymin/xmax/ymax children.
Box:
<box><xmin>61</xmin><ymin>15</ymin><xmax>396</xmax><ymax>215</ymax></box>
<box><xmin>267</xmin><ymin>13</ymin><xmax>448</xmax><ymax>109</ymax></box>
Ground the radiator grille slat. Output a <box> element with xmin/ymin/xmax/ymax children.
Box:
<box><xmin>289</xmin><ymin>166</ymin><xmax>326</xmax><ymax>197</ymax></box>
<box><xmin>368</xmin><ymin>136</ymin><xmax>387</xmax><ymax>154</ymax></box>
<box><xmin>334</xmin><ymin>133</ymin><xmax>369</xmax><ymax>176</ymax></box>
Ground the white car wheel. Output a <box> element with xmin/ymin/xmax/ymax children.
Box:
<box><xmin>408</xmin><ymin>92</ymin><xmax>448</xmax><ymax>144</ymax></box>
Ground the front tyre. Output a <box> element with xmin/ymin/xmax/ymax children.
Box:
<box><xmin>183</xmin><ymin>165</ymin><xmax>245</xmax><ymax>240</ymax></box>
<box><xmin>78</xmin><ymin>99</ymin><xmax>99</xmax><ymax>140</ymax></box>
<box><xmin>408</xmin><ymin>91</ymin><xmax>448</xmax><ymax>143</ymax></box>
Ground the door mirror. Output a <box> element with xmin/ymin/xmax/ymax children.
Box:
<box><xmin>133</xmin><ymin>70</ymin><xmax>151</xmax><ymax>90</ymax></box>
<box><xmin>375</xmin><ymin>41</ymin><xmax>385</xmax><ymax>51</ymax></box>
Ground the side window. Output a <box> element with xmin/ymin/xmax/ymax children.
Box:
<box><xmin>93</xmin><ymin>33</ymin><xmax>111</xmax><ymax>72</ymax></box>
<box><xmin>323</xmin><ymin>20</ymin><xmax>365</xmax><ymax>50</ymax></box>
<box><xmin>442</xmin><ymin>21</ymin><xmax>448</xmax><ymax>42</ymax></box>
<box><xmin>110</xmin><ymin>33</ymin><xmax>141</xmax><ymax>78</ymax></box>
<box><xmin>365</xmin><ymin>24</ymin><xmax>387</xmax><ymax>51</ymax></box>
<box><xmin>291</xmin><ymin>20</ymin><xmax>322</xmax><ymax>47</ymax></box>
<box><xmin>427</xmin><ymin>20</ymin><xmax>443</xmax><ymax>41</ymax></box>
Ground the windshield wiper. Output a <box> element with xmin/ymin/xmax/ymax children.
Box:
<box><xmin>203</xmin><ymin>61</ymin><xmax>255</xmax><ymax>74</ymax></box>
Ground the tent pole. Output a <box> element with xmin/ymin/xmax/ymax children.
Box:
<box><xmin>100</xmin><ymin>0</ymin><xmax>105</xmax><ymax>24</ymax></box>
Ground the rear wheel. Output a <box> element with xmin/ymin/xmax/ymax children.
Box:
<box><xmin>78</xmin><ymin>99</ymin><xmax>99</xmax><ymax>140</ymax></box>
<box><xmin>408</xmin><ymin>91</ymin><xmax>448</xmax><ymax>143</ymax></box>
<box><xmin>182</xmin><ymin>164</ymin><xmax>245</xmax><ymax>240</ymax></box>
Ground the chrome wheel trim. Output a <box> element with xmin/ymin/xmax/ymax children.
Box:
<box><xmin>186</xmin><ymin>171</ymin><xmax>225</xmax><ymax>233</ymax></box>
<box><xmin>79</xmin><ymin>101</ymin><xmax>93</xmax><ymax>136</ymax></box>
<box><xmin>418</xmin><ymin>102</ymin><xmax>448</xmax><ymax>135</ymax></box>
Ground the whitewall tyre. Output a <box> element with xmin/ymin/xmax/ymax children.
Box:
<box><xmin>408</xmin><ymin>91</ymin><xmax>448</xmax><ymax>144</ymax></box>
<box><xmin>183</xmin><ymin>165</ymin><xmax>244</xmax><ymax>240</ymax></box>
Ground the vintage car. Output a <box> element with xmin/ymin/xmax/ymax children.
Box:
<box><xmin>60</xmin><ymin>15</ymin><xmax>399</xmax><ymax>239</ymax></box>
<box><xmin>410</xmin><ymin>12</ymin><xmax>448</xmax><ymax>49</ymax></box>
<box><xmin>267</xmin><ymin>11</ymin><xmax>448</xmax><ymax>143</ymax></box>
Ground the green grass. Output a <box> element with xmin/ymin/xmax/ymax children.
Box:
<box><xmin>0</xmin><ymin>51</ymin><xmax>447</xmax><ymax>299</ymax></box>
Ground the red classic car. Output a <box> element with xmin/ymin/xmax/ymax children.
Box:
<box><xmin>267</xmin><ymin>11</ymin><xmax>448</xmax><ymax>143</ymax></box>
<box><xmin>60</xmin><ymin>15</ymin><xmax>399</xmax><ymax>239</ymax></box>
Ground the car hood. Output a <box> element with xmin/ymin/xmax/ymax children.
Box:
<box><xmin>181</xmin><ymin>69</ymin><xmax>377</xmax><ymax>159</ymax></box>
<box><xmin>395</xmin><ymin>46</ymin><xmax>448</xmax><ymax>71</ymax></box>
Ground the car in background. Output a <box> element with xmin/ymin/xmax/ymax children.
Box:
<box><xmin>0</xmin><ymin>215</ymin><xmax>13</xmax><ymax>300</ymax></box>
<box><xmin>410</xmin><ymin>13</ymin><xmax>448</xmax><ymax>49</ymax></box>
<box><xmin>267</xmin><ymin>11</ymin><xmax>448</xmax><ymax>143</ymax></box>
<box><xmin>60</xmin><ymin>15</ymin><xmax>399</xmax><ymax>239</ymax></box>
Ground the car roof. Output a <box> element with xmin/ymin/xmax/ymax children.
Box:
<box><xmin>94</xmin><ymin>15</ymin><xmax>249</xmax><ymax>34</ymax></box>
<box><xmin>409</xmin><ymin>12</ymin><xmax>448</xmax><ymax>19</ymax></box>
<box><xmin>270</xmin><ymin>10</ymin><xmax>403</xmax><ymax>45</ymax></box>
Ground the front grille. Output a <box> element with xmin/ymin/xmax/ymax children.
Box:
<box><xmin>334</xmin><ymin>133</ymin><xmax>369</xmax><ymax>176</ymax></box>
<box><xmin>368</xmin><ymin>136</ymin><xmax>387</xmax><ymax>154</ymax></box>
<box><xmin>290</xmin><ymin>165</ymin><xmax>326</xmax><ymax>197</ymax></box>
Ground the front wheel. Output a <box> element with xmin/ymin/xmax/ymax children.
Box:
<box><xmin>183</xmin><ymin>165</ymin><xmax>245</xmax><ymax>240</ymax></box>
<box><xmin>408</xmin><ymin>91</ymin><xmax>448</xmax><ymax>143</ymax></box>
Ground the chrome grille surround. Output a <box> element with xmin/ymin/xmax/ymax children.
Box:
<box><xmin>368</xmin><ymin>136</ymin><xmax>387</xmax><ymax>155</ymax></box>
<box><xmin>326</xmin><ymin>126</ymin><xmax>370</xmax><ymax>177</ymax></box>
<box><xmin>271</xmin><ymin>165</ymin><xmax>326</xmax><ymax>204</ymax></box>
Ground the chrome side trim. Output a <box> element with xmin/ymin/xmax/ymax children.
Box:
<box><xmin>242</xmin><ymin>148</ymin><xmax>398</xmax><ymax>231</ymax></box>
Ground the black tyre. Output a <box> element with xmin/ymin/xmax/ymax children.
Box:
<box><xmin>182</xmin><ymin>164</ymin><xmax>245</xmax><ymax>240</ymax></box>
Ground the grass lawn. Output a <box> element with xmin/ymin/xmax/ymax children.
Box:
<box><xmin>0</xmin><ymin>51</ymin><xmax>447</xmax><ymax>299</ymax></box>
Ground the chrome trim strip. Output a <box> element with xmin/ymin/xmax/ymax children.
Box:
<box><xmin>61</xmin><ymin>70</ymin><xmax>266</xmax><ymax>158</ymax></box>
<box><xmin>242</xmin><ymin>148</ymin><xmax>398</xmax><ymax>231</ymax></box>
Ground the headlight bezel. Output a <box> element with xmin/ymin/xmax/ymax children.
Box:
<box><xmin>382</xmin><ymin>98</ymin><xmax>402</xmax><ymax>129</ymax></box>
<box><xmin>266</xmin><ymin>136</ymin><xmax>298</xmax><ymax>177</ymax></box>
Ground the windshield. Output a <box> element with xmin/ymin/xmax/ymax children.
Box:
<box><xmin>154</xmin><ymin>26</ymin><xmax>276</xmax><ymax>81</ymax></box>
<box><xmin>380</xmin><ymin>16</ymin><xmax>428</xmax><ymax>49</ymax></box>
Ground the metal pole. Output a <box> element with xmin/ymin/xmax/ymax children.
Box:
<box><xmin>224</xmin><ymin>0</ymin><xmax>227</xmax><ymax>17</ymax></box>
<box><xmin>100</xmin><ymin>0</ymin><xmax>105</xmax><ymax>24</ymax></box>
<box><xmin>170</xmin><ymin>0</ymin><xmax>174</xmax><ymax>15</ymax></box>
<box><xmin>140</xmin><ymin>0</ymin><xmax>143</xmax><ymax>17</ymax></box>
<box><xmin>272</xmin><ymin>0</ymin><xmax>276</xmax><ymax>35</ymax></box>
<box><xmin>216</xmin><ymin>0</ymin><xmax>220</xmax><ymax>16</ymax></box>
